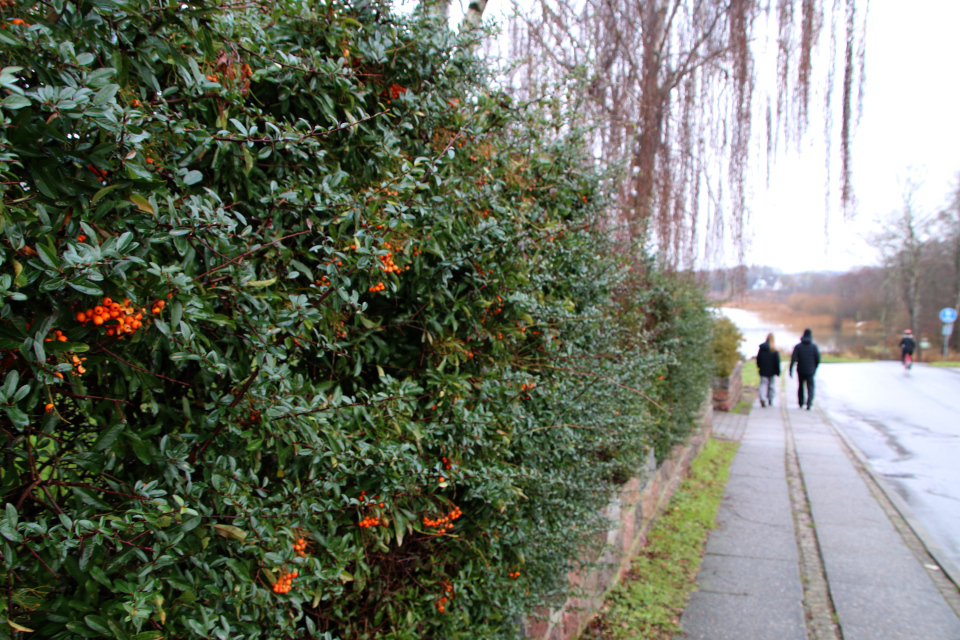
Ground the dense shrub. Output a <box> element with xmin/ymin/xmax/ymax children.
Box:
<box><xmin>0</xmin><ymin>1</ymin><xmax>713</xmax><ymax>638</ymax></box>
<box><xmin>710</xmin><ymin>315</ymin><xmax>744</xmax><ymax>378</ymax></box>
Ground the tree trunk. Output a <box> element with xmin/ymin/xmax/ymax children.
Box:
<box><xmin>629</xmin><ymin>0</ymin><xmax>667</xmax><ymax>243</ymax></box>
<box><xmin>463</xmin><ymin>0</ymin><xmax>487</xmax><ymax>27</ymax></box>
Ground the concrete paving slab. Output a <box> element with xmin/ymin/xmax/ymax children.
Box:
<box><xmin>678</xmin><ymin>407</ymin><xmax>806</xmax><ymax>640</ymax></box>
<box><xmin>793</xmin><ymin>414</ymin><xmax>960</xmax><ymax>639</ymax></box>
<box><xmin>725</xmin><ymin>450</ymin><xmax>785</xmax><ymax>477</ymax></box>
<box><xmin>706</xmin><ymin>517</ymin><xmax>797</xmax><ymax>561</ymax></box>
<box><xmin>694</xmin><ymin>553</ymin><xmax>802</xmax><ymax>596</ymax></box>
<box><xmin>680</xmin><ymin>589</ymin><xmax>806</xmax><ymax>640</ymax></box>
<box><xmin>829</xmin><ymin>582</ymin><xmax>960</xmax><ymax>640</ymax></box>
<box><xmin>811</xmin><ymin>522</ymin><xmax>910</xmax><ymax>556</ymax></box>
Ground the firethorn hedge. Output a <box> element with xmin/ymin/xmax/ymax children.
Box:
<box><xmin>0</xmin><ymin>0</ymin><xmax>713</xmax><ymax>638</ymax></box>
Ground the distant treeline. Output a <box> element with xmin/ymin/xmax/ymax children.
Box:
<box><xmin>703</xmin><ymin>260</ymin><xmax>959</xmax><ymax>348</ymax></box>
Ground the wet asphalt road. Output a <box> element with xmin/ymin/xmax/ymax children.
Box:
<box><xmin>810</xmin><ymin>362</ymin><xmax>960</xmax><ymax>572</ymax></box>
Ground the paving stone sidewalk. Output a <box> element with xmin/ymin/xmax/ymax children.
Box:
<box><xmin>677</xmin><ymin>384</ymin><xmax>960</xmax><ymax>640</ymax></box>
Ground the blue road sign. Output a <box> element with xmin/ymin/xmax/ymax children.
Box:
<box><xmin>940</xmin><ymin>307</ymin><xmax>958</xmax><ymax>324</ymax></box>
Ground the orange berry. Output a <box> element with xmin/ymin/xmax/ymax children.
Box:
<box><xmin>44</xmin><ymin>403</ymin><xmax>54</xmax><ymax>413</ymax></box>
<box><xmin>76</xmin><ymin>312</ymin><xmax>87</xmax><ymax>323</ymax></box>
<box><xmin>93</xmin><ymin>315</ymin><xmax>104</xmax><ymax>325</ymax></box>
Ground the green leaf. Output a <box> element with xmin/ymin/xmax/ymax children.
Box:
<box><xmin>1</xmin><ymin>94</ymin><xmax>30</xmax><ymax>110</ymax></box>
<box><xmin>91</xmin><ymin>184</ymin><xmax>121</xmax><ymax>204</ymax></box>
<box><xmin>243</xmin><ymin>277</ymin><xmax>276</xmax><ymax>288</ymax></box>
<box><xmin>84</xmin><ymin>615</ymin><xmax>110</xmax><ymax>635</ymax></box>
<box><xmin>129</xmin><ymin>194</ymin><xmax>154</xmax><ymax>214</ymax></box>
<box><xmin>7</xmin><ymin>619</ymin><xmax>34</xmax><ymax>633</ymax></box>
<box><xmin>36</xmin><ymin>240</ymin><xmax>59</xmax><ymax>270</ymax></box>
<box><xmin>394</xmin><ymin>512</ymin><xmax>405</xmax><ymax>547</ymax></box>
<box><xmin>183</xmin><ymin>170</ymin><xmax>203</xmax><ymax>185</ymax></box>
<box><xmin>92</xmin><ymin>422</ymin><xmax>125</xmax><ymax>452</ymax></box>
<box><xmin>88</xmin><ymin>565</ymin><xmax>112</xmax><ymax>588</ymax></box>
<box><xmin>67</xmin><ymin>280</ymin><xmax>103</xmax><ymax>296</ymax></box>
<box><xmin>212</xmin><ymin>524</ymin><xmax>247</xmax><ymax>542</ymax></box>
<box><xmin>4</xmin><ymin>407</ymin><xmax>27</xmax><ymax>428</ymax></box>
<box><xmin>92</xmin><ymin>84</ymin><xmax>119</xmax><ymax>106</ymax></box>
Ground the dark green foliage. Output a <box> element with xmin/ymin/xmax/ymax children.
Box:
<box><xmin>0</xmin><ymin>1</ymin><xmax>714</xmax><ymax>638</ymax></box>
<box><xmin>711</xmin><ymin>315</ymin><xmax>744</xmax><ymax>378</ymax></box>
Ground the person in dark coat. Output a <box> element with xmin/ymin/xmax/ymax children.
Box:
<box><xmin>789</xmin><ymin>328</ymin><xmax>820</xmax><ymax>410</ymax></box>
<box><xmin>899</xmin><ymin>329</ymin><xmax>915</xmax><ymax>365</ymax></box>
<box><xmin>756</xmin><ymin>332</ymin><xmax>781</xmax><ymax>407</ymax></box>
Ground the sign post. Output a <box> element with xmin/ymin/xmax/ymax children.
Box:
<box><xmin>940</xmin><ymin>308</ymin><xmax>958</xmax><ymax>358</ymax></box>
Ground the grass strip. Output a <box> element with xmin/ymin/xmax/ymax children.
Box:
<box><xmin>741</xmin><ymin>358</ymin><xmax>760</xmax><ymax>387</ymax></box>
<box><xmin>821</xmin><ymin>355</ymin><xmax>875</xmax><ymax>363</ymax></box>
<box><xmin>929</xmin><ymin>361</ymin><xmax>960</xmax><ymax>367</ymax></box>
<box><xmin>585</xmin><ymin>437</ymin><xmax>739</xmax><ymax>640</ymax></box>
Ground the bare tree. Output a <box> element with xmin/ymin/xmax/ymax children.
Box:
<box><xmin>937</xmin><ymin>173</ymin><xmax>960</xmax><ymax>349</ymax></box>
<box><xmin>873</xmin><ymin>177</ymin><xmax>930</xmax><ymax>358</ymax></box>
<box><xmin>506</xmin><ymin>0</ymin><xmax>868</xmax><ymax>268</ymax></box>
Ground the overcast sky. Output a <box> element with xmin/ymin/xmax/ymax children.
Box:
<box><xmin>744</xmin><ymin>1</ymin><xmax>960</xmax><ymax>273</ymax></box>
<box><xmin>421</xmin><ymin>0</ymin><xmax>960</xmax><ymax>274</ymax></box>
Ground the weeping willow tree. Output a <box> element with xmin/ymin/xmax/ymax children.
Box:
<box><xmin>506</xmin><ymin>0</ymin><xmax>869</xmax><ymax>269</ymax></box>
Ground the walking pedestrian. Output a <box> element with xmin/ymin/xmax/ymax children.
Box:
<box><xmin>756</xmin><ymin>332</ymin><xmax>780</xmax><ymax>408</ymax></box>
<box><xmin>789</xmin><ymin>328</ymin><xmax>820</xmax><ymax>410</ymax></box>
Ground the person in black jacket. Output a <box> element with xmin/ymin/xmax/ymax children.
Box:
<box><xmin>789</xmin><ymin>328</ymin><xmax>820</xmax><ymax>410</ymax></box>
<box><xmin>756</xmin><ymin>333</ymin><xmax>781</xmax><ymax>408</ymax></box>
<box><xmin>899</xmin><ymin>329</ymin><xmax>915</xmax><ymax>366</ymax></box>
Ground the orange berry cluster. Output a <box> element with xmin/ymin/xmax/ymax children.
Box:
<box><xmin>87</xmin><ymin>164</ymin><xmax>108</xmax><ymax>183</ymax></box>
<box><xmin>75</xmin><ymin>297</ymin><xmax>152</xmax><ymax>338</ymax></box>
<box><xmin>43</xmin><ymin>330</ymin><xmax>88</xmax><ymax>375</ymax></box>
<box><xmin>368</xmin><ymin>281</ymin><xmax>386</xmax><ymax>293</ymax></box>
<box><xmin>384</xmin><ymin>84</ymin><xmax>407</xmax><ymax>104</ymax></box>
<box><xmin>68</xmin><ymin>353</ymin><xmax>87</xmax><ymax>376</ymax></box>
<box><xmin>144</xmin><ymin>157</ymin><xmax>164</xmax><ymax>172</ymax></box>
<box><xmin>358</xmin><ymin>491</ymin><xmax>386</xmax><ymax>528</ymax></box>
<box><xmin>441</xmin><ymin>456</ymin><xmax>452</xmax><ymax>471</ymax></box>
<box><xmin>378</xmin><ymin>247</ymin><xmax>401</xmax><ymax>274</ymax></box>
<box><xmin>44</xmin><ymin>329</ymin><xmax>68</xmax><ymax>343</ymax></box>
<box><xmin>423</xmin><ymin>505</ymin><xmax>462</xmax><ymax>532</ymax></box>
<box><xmin>314</xmin><ymin>276</ymin><xmax>330</xmax><ymax>289</ymax></box>
<box><xmin>435</xmin><ymin>581</ymin><xmax>454</xmax><ymax>612</ymax></box>
<box><xmin>272</xmin><ymin>570</ymin><xmax>298</xmax><ymax>594</ymax></box>
<box><xmin>204</xmin><ymin>74</ymin><xmax>220</xmax><ymax>83</ymax></box>
<box><xmin>359</xmin><ymin>491</ymin><xmax>385</xmax><ymax>508</ymax></box>
<box><xmin>9</xmin><ymin>18</ymin><xmax>28</xmax><ymax>26</ymax></box>
<box><xmin>292</xmin><ymin>537</ymin><xmax>308</xmax><ymax>557</ymax></box>
<box><xmin>508</xmin><ymin>570</ymin><xmax>521</xmax><ymax>579</ymax></box>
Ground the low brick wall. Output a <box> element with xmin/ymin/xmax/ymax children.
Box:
<box><xmin>522</xmin><ymin>401</ymin><xmax>713</xmax><ymax>640</ymax></box>
<box><xmin>711</xmin><ymin>361</ymin><xmax>742</xmax><ymax>411</ymax></box>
